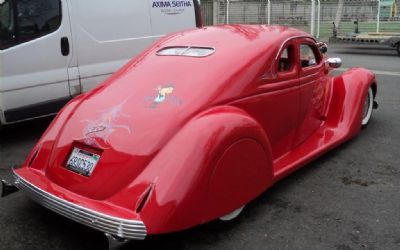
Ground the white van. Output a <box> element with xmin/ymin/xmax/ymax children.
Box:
<box><xmin>0</xmin><ymin>0</ymin><xmax>201</xmax><ymax>125</ymax></box>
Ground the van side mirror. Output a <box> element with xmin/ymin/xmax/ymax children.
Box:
<box><xmin>327</xmin><ymin>58</ymin><xmax>342</xmax><ymax>68</ymax></box>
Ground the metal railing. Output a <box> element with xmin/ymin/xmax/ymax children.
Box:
<box><xmin>200</xmin><ymin>0</ymin><xmax>400</xmax><ymax>39</ymax></box>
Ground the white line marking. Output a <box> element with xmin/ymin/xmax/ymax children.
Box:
<box><xmin>336</xmin><ymin>68</ymin><xmax>400</xmax><ymax>77</ymax></box>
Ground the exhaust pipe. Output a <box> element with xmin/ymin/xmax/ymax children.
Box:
<box><xmin>1</xmin><ymin>179</ymin><xmax>19</xmax><ymax>198</ymax></box>
<box><xmin>105</xmin><ymin>233</ymin><xmax>129</xmax><ymax>250</ymax></box>
<box><xmin>373</xmin><ymin>101</ymin><xmax>379</xmax><ymax>109</ymax></box>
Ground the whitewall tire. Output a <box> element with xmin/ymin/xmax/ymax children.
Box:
<box><xmin>362</xmin><ymin>87</ymin><xmax>374</xmax><ymax>127</ymax></box>
<box><xmin>219</xmin><ymin>206</ymin><xmax>245</xmax><ymax>221</ymax></box>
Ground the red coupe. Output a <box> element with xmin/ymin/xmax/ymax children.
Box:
<box><xmin>2</xmin><ymin>25</ymin><xmax>378</xmax><ymax>247</ymax></box>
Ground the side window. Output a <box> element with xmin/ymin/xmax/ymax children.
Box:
<box><xmin>0</xmin><ymin>0</ymin><xmax>14</xmax><ymax>50</ymax></box>
<box><xmin>0</xmin><ymin>0</ymin><xmax>61</xmax><ymax>50</ymax></box>
<box><xmin>277</xmin><ymin>45</ymin><xmax>295</xmax><ymax>73</ymax></box>
<box><xmin>17</xmin><ymin>0</ymin><xmax>61</xmax><ymax>43</ymax></box>
<box><xmin>300</xmin><ymin>44</ymin><xmax>320</xmax><ymax>68</ymax></box>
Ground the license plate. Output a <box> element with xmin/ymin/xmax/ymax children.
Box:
<box><xmin>65</xmin><ymin>147</ymin><xmax>100</xmax><ymax>177</ymax></box>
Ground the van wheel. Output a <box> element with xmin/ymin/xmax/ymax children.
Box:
<box><xmin>219</xmin><ymin>206</ymin><xmax>245</xmax><ymax>221</ymax></box>
<box><xmin>362</xmin><ymin>87</ymin><xmax>374</xmax><ymax>127</ymax></box>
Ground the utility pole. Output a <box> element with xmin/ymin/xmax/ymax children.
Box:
<box><xmin>334</xmin><ymin>0</ymin><xmax>345</xmax><ymax>33</ymax></box>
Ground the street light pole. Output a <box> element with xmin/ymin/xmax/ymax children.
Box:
<box><xmin>376</xmin><ymin>0</ymin><xmax>381</xmax><ymax>33</ymax></box>
<box><xmin>226</xmin><ymin>0</ymin><xmax>230</xmax><ymax>24</ymax></box>
<box><xmin>311</xmin><ymin>0</ymin><xmax>315</xmax><ymax>36</ymax></box>
<box><xmin>317</xmin><ymin>0</ymin><xmax>321</xmax><ymax>38</ymax></box>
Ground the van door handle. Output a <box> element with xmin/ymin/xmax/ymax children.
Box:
<box><xmin>61</xmin><ymin>37</ymin><xmax>70</xmax><ymax>56</ymax></box>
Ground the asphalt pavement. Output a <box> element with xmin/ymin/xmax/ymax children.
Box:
<box><xmin>0</xmin><ymin>44</ymin><xmax>399</xmax><ymax>250</ymax></box>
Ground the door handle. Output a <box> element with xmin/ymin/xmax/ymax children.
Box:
<box><xmin>61</xmin><ymin>37</ymin><xmax>70</xmax><ymax>56</ymax></box>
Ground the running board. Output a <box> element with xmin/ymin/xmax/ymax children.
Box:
<box><xmin>273</xmin><ymin>126</ymin><xmax>348</xmax><ymax>182</ymax></box>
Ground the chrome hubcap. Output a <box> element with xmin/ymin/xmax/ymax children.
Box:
<box><xmin>362</xmin><ymin>88</ymin><xmax>374</xmax><ymax>126</ymax></box>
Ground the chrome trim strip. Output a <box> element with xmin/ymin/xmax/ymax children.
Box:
<box><xmin>275</xmin><ymin>35</ymin><xmax>317</xmax><ymax>61</ymax></box>
<box><xmin>12</xmin><ymin>171</ymin><xmax>147</xmax><ymax>240</ymax></box>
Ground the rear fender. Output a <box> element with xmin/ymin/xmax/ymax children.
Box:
<box><xmin>203</xmin><ymin>136</ymin><xmax>272</xmax><ymax>222</ymax></box>
<box><xmin>325</xmin><ymin>67</ymin><xmax>376</xmax><ymax>136</ymax></box>
<box><xmin>138</xmin><ymin>106</ymin><xmax>273</xmax><ymax>234</ymax></box>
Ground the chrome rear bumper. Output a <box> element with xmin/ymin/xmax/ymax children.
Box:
<box><xmin>12</xmin><ymin>172</ymin><xmax>147</xmax><ymax>240</ymax></box>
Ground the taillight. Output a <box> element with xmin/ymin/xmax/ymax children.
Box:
<box><xmin>28</xmin><ymin>149</ymin><xmax>39</xmax><ymax>167</ymax></box>
<box><xmin>135</xmin><ymin>184</ymin><xmax>154</xmax><ymax>213</ymax></box>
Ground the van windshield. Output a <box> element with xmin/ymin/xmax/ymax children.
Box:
<box><xmin>157</xmin><ymin>46</ymin><xmax>215</xmax><ymax>57</ymax></box>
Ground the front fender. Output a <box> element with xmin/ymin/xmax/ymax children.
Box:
<box><xmin>326</xmin><ymin>67</ymin><xmax>376</xmax><ymax>137</ymax></box>
<box><xmin>138</xmin><ymin>105</ymin><xmax>273</xmax><ymax>234</ymax></box>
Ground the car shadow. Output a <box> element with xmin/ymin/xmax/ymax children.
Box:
<box><xmin>0</xmin><ymin>117</ymin><xmax>53</xmax><ymax>173</ymax></box>
<box><xmin>0</xmin><ymin>116</ymin><xmax>53</xmax><ymax>144</ymax></box>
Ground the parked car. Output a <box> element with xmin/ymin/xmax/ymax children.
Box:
<box><xmin>2</xmin><ymin>25</ymin><xmax>378</xmax><ymax>248</ymax></box>
<box><xmin>0</xmin><ymin>0</ymin><xmax>201</xmax><ymax>125</ymax></box>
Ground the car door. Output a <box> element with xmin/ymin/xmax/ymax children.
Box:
<box><xmin>0</xmin><ymin>0</ymin><xmax>73</xmax><ymax>123</ymax></box>
<box><xmin>234</xmin><ymin>41</ymin><xmax>300</xmax><ymax>162</ymax></box>
<box><xmin>293</xmin><ymin>38</ymin><xmax>327</xmax><ymax>146</ymax></box>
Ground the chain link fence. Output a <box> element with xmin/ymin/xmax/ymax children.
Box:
<box><xmin>200</xmin><ymin>0</ymin><xmax>400</xmax><ymax>40</ymax></box>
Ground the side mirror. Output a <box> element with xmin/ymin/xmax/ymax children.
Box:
<box><xmin>317</xmin><ymin>42</ymin><xmax>328</xmax><ymax>54</ymax></box>
<box><xmin>327</xmin><ymin>57</ymin><xmax>342</xmax><ymax>68</ymax></box>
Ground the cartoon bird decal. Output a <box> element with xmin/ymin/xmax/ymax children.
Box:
<box><xmin>154</xmin><ymin>84</ymin><xmax>175</xmax><ymax>104</ymax></box>
<box><xmin>145</xmin><ymin>83</ymin><xmax>182</xmax><ymax>108</ymax></box>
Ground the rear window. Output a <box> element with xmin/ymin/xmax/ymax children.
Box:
<box><xmin>157</xmin><ymin>46</ymin><xmax>215</xmax><ymax>57</ymax></box>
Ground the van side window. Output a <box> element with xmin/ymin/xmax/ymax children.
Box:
<box><xmin>0</xmin><ymin>0</ymin><xmax>61</xmax><ymax>50</ymax></box>
<box><xmin>0</xmin><ymin>0</ymin><xmax>14</xmax><ymax>50</ymax></box>
<box><xmin>300</xmin><ymin>44</ymin><xmax>320</xmax><ymax>68</ymax></box>
<box><xmin>278</xmin><ymin>45</ymin><xmax>294</xmax><ymax>72</ymax></box>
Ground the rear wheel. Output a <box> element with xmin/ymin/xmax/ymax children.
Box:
<box><xmin>362</xmin><ymin>87</ymin><xmax>374</xmax><ymax>127</ymax></box>
<box><xmin>219</xmin><ymin>206</ymin><xmax>245</xmax><ymax>221</ymax></box>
